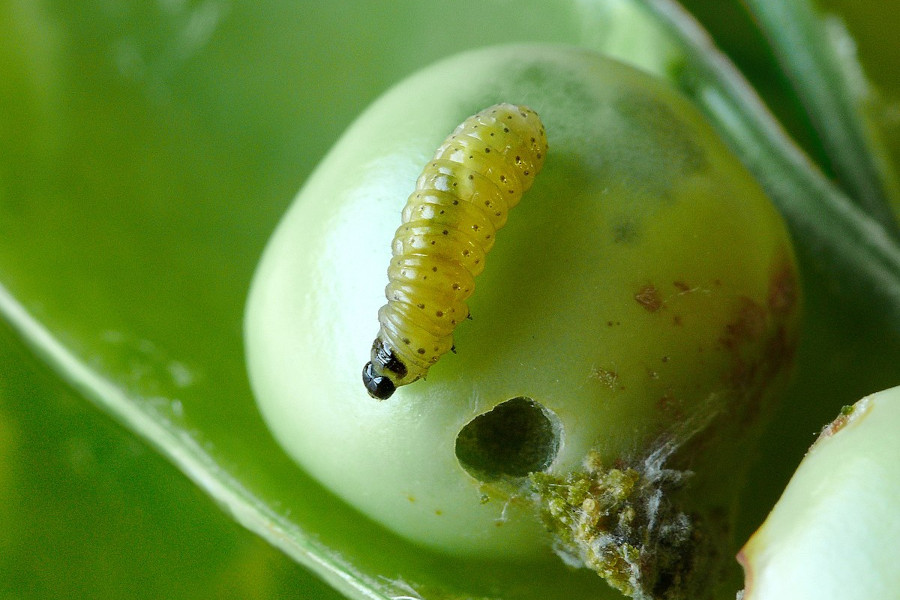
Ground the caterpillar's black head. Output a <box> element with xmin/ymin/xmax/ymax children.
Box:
<box><xmin>362</xmin><ymin>361</ymin><xmax>396</xmax><ymax>399</ymax></box>
<box><xmin>363</xmin><ymin>337</ymin><xmax>408</xmax><ymax>400</ymax></box>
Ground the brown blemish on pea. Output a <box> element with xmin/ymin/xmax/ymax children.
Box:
<box><xmin>635</xmin><ymin>285</ymin><xmax>664</xmax><ymax>312</ymax></box>
<box><xmin>718</xmin><ymin>297</ymin><xmax>770</xmax><ymax>396</ymax></box>
<box><xmin>768</xmin><ymin>259</ymin><xmax>799</xmax><ymax>316</ymax></box>
<box><xmin>720</xmin><ymin>297</ymin><xmax>767</xmax><ymax>350</ymax></box>
<box><xmin>813</xmin><ymin>402</ymin><xmax>872</xmax><ymax>448</ymax></box>
<box><xmin>715</xmin><ymin>261</ymin><xmax>800</xmax><ymax>427</ymax></box>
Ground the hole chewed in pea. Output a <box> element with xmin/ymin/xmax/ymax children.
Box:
<box><xmin>455</xmin><ymin>397</ymin><xmax>561</xmax><ymax>481</ymax></box>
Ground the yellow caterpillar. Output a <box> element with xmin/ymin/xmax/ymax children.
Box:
<box><xmin>363</xmin><ymin>103</ymin><xmax>548</xmax><ymax>399</ymax></box>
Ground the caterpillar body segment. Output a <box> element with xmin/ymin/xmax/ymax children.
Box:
<box><xmin>363</xmin><ymin>103</ymin><xmax>548</xmax><ymax>399</ymax></box>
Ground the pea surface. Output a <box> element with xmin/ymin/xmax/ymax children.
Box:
<box><xmin>245</xmin><ymin>45</ymin><xmax>800</xmax><ymax>571</ymax></box>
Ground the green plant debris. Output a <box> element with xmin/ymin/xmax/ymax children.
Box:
<box><xmin>531</xmin><ymin>450</ymin><xmax>718</xmax><ymax>600</ymax></box>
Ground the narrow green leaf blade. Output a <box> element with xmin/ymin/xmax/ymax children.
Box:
<box><xmin>744</xmin><ymin>0</ymin><xmax>900</xmax><ymax>233</ymax></box>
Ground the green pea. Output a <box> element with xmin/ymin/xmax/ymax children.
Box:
<box><xmin>245</xmin><ymin>44</ymin><xmax>800</xmax><ymax>597</ymax></box>
<box><xmin>738</xmin><ymin>386</ymin><xmax>900</xmax><ymax>600</ymax></box>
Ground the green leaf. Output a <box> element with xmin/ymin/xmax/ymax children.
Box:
<box><xmin>744</xmin><ymin>0</ymin><xmax>900</xmax><ymax>236</ymax></box>
<box><xmin>817</xmin><ymin>0</ymin><xmax>900</xmax><ymax>204</ymax></box>
<box><xmin>0</xmin><ymin>327</ymin><xmax>342</xmax><ymax>600</ymax></box>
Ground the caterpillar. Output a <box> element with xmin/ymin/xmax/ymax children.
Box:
<box><xmin>362</xmin><ymin>103</ymin><xmax>548</xmax><ymax>399</ymax></box>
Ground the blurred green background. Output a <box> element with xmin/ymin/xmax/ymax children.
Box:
<box><xmin>0</xmin><ymin>333</ymin><xmax>339</xmax><ymax>600</ymax></box>
<box><xmin>1</xmin><ymin>1</ymin><xmax>897</xmax><ymax>599</ymax></box>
